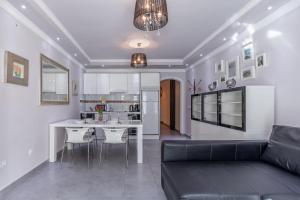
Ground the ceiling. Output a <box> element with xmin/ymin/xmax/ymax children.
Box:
<box><xmin>6</xmin><ymin>0</ymin><xmax>292</xmax><ymax>69</ymax></box>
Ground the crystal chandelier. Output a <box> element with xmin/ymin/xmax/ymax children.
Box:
<box><xmin>133</xmin><ymin>0</ymin><xmax>168</xmax><ymax>32</ymax></box>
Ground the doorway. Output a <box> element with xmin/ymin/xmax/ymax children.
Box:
<box><xmin>160</xmin><ymin>79</ymin><xmax>181</xmax><ymax>137</ymax></box>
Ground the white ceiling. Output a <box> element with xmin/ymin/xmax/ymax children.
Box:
<box><xmin>6</xmin><ymin>0</ymin><xmax>292</xmax><ymax>68</ymax></box>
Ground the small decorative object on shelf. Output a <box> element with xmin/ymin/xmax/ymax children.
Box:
<box><xmin>95</xmin><ymin>104</ymin><xmax>105</xmax><ymax>121</ymax></box>
<box><xmin>226</xmin><ymin>78</ymin><xmax>236</xmax><ymax>88</ymax></box>
<box><xmin>208</xmin><ymin>81</ymin><xmax>217</xmax><ymax>91</ymax></box>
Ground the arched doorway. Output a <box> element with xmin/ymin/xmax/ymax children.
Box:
<box><xmin>160</xmin><ymin>79</ymin><xmax>181</xmax><ymax>137</ymax></box>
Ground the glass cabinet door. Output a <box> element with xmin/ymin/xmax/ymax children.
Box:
<box><xmin>203</xmin><ymin>92</ymin><xmax>218</xmax><ymax>124</ymax></box>
<box><xmin>219</xmin><ymin>87</ymin><xmax>245</xmax><ymax>131</ymax></box>
<box><xmin>191</xmin><ymin>94</ymin><xmax>202</xmax><ymax>121</ymax></box>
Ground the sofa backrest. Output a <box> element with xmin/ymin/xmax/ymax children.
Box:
<box><xmin>161</xmin><ymin>140</ymin><xmax>267</xmax><ymax>162</ymax></box>
<box><xmin>262</xmin><ymin>125</ymin><xmax>300</xmax><ymax>175</ymax></box>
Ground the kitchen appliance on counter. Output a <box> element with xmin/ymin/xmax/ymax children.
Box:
<box><xmin>141</xmin><ymin>91</ymin><xmax>159</xmax><ymax>135</ymax></box>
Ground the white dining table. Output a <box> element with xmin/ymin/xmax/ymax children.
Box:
<box><xmin>49</xmin><ymin>119</ymin><xmax>143</xmax><ymax>163</ymax></box>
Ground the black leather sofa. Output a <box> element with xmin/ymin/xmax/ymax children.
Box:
<box><xmin>161</xmin><ymin>125</ymin><xmax>300</xmax><ymax>200</ymax></box>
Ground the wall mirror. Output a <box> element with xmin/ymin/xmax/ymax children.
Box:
<box><xmin>40</xmin><ymin>54</ymin><xmax>69</xmax><ymax>105</ymax></box>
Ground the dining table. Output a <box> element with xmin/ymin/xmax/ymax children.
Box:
<box><xmin>49</xmin><ymin>119</ymin><xmax>143</xmax><ymax>163</ymax></box>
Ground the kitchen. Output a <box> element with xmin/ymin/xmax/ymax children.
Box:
<box><xmin>80</xmin><ymin>72</ymin><xmax>161</xmax><ymax>138</ymax></box>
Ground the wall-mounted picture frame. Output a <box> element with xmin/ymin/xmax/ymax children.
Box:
<box><xmin>215</xmin><ymin>60</ymin><xmax>225</xmax><ymax>73</ymax></box>
<box><xmin>242</xmin><ymin>42</ymin><xmax>254</xmax><ymax>62</ymax></box>
<box><xmin>220</xmin><ymin>75</ymin><xmax>227</xmax><ymax>84</ymax></box>
<box><xmin>5</xmin><ymin>51</ymin><xmax>29</xmax><ymax>86</ymax></box>
<box><xmin>226</xmin><ymin>56</ymin><xmax>240</xmax><ymax>80</ymax></box>
<box><xmin>72</xmin><ymin>80</ymin><xmax>79</xmax><ymax>96</ymax></box>
<box><xmin>256</xmin><ymin>53</ymin><xmax>267</xmax><ymax>68</ymax></box>
<box><xmin>242</xmin><ymin>66</ymin><xmax>256</xmax><ymax>80</ymax></box>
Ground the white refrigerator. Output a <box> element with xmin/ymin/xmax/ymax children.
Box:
<box><xmin>142</xmin><ymin>91</ymin><xmax>159</xmax><ymax>135</ymax></box>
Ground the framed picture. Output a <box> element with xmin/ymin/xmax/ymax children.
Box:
<box><xmin>226</xmin><ymin>56</ymin><xmax>240</xmax><ymax>80</ymax></box>
<box><xmin>256</xmin><ymin>53</ymin><xmax>267</xmax><ymax>68</ymax></box>
<box><xmin>5</xmin><ymin>51</ymin><xmax>29</xmax><ymax>86</ymax></box>
<box><xmin>242</xmin><ymin>66</ymin><xmax>256</xmax><ymax>80</ymax></box>
<box><xmin>72</xmin><ymin>80</ymin><xmax>79</xmax><ymax>96</ymax></box>
<box><xmin>215</xmin><ymin>60</ymin><xmax>225</xmax><ymax>73</ymax></box>
<box><xmin>220</xmin><ymin>75</ymin><xmax>227</xmax><ymax>84</ymax></box>
<box><xmin>242</xmin><ymin>42</ymin><xmax>254</xmax><ymax>62</ymax></box>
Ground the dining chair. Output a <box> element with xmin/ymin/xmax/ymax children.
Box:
<box><xmin>60</xmin><ymin>127</ymin><xmax>94</xmax><ymax>168</ymax></box>
<box><xmin>99</xmin><ymin>128</ymin><xmax>128</xmax><ymax>167</ymax></box>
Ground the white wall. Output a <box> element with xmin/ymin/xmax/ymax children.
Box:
<box><xmin>186</xmin><ymin>7</ymin><xmax>300</xmax><ymax>135</ymax></box>
<box><xmin>0</xmin><ymin>8</ymin><xmax>82</xmax><ymax>191</ymax></box>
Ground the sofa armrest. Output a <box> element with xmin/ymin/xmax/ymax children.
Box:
<box><xmin>161</xmin><ymin>140</ymin><xmax>268</xmax><ymax>162</ymax></box>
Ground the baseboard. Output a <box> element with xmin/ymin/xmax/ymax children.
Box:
<box><xmin>0</xmin><ymin>160</ymin><xmax>48</xmax><ymax>192</ymax></box>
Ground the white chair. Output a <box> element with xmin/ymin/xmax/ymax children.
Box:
<box><xmin>99</xmin><ymin>128</ymin><xmax>128</xmax><ymax>167</ymax></box>
<box><xmin>60</xmin><ymin>127</ymin><xmax>94</xmax><ymax>168</ymax></box>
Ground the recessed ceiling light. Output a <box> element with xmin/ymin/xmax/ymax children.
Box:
<box><xmin>223</xmin><ymin>37</ymin><xmax>227</xmax><ymax>41</ymax></box>
<box><xmin>267</xmin><ymin>30</ymin><xmax>282</xmax><ymax>39</ymax></box>
<box><xmin>231</xmin><ymin>33</ymin><xmax>239</xmax><ymax>41</ymax></box>
<box><xmin>185</xmin><ymin>64</ymin><xmax>189</xmax><ymax>67</ymax></box>
<box><xmin>84</xmin><ymin>64</ymin><xmax>87</xmax><ymax>66</ymax></box>
<box><xmin>267</xmin><ymin>6</ymin><xmax>273</xmax><ymax>11</ymax></box>
<box><xmin>102</xmin><ymin>64</ymin><xmax>105</xmax><ymax>67</ymax></box>
<box><xmin>21</xmin><ymin>5</ymin><xmax>26</xmax><ymax>10</ymax></box>
<box><xmin>236</xmin><ymin>22</ymin><xmax>241</xmax><ymax>26</ymax></box>
<box><xmin>56</xmin><ymin>37</ymin><xmax>60</xmax><ymax>41</ymax></box>
<box><xmin>247</xmin><ymin>24</ymin><xmax>255</xmax><ymax>34</ymax></box>
<box><xmin>74</xmin><ymin>53</ymin><xmax>77</xmax><ymax>57</ymax></box>
<box><xmin>168</xmin><ymin>64</ymin><xmax>172</xmax><ymax>68</ymax></box>
<box><xmin>200</xmin><ymin>53</ymin><xmax>203</xmax><ymax>57</ymax></box>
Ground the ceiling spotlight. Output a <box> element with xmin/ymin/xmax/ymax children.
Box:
<box><xmin>200</xmin><ymin>53</ymin><xmax>203</xmax><ymax>57</ymax></box>
<box><xmin>102</xmin><ymin>64</ymin><xmax>105</xmax><ymax>67</ymax></box>
<box><xmin>267</xmin><ymin>6</ymin><xmax>273</xmax><ymax>11</ymax></box>
<box><xmin>236</xmin><ymin>22</ymin><xmax>241</xmax><ymax>26</ymax></box>
<box><xmin>21</xmin><ymin>5</ymin><xmax>26</xmax><ymax>9</ymax></box>
<box><xmin>223</xmin><ymin>37</ymin><xmax>227</xmax><ymax>41</ymax></box>
<box><xmin>185</xmin><ymin>64</ymin><xmax>189</xmax><ymax>67</ymax></box>
<box><xmin>247</xmin><ymin>24</ymin><xmax>255</xmax><ymax>34</ymax></box>
<box><xmin>267</xmin><ymin>30</ymin><xmax>282</xmax><ymax>39</ymax></box>
<box><xmin>231</xmin><ymin>32</ymin><xmax>239</xmax><ymax>41</ymax></box>
<box><xmin>84</xmin><ymin>64</ymin><xmax>87</xmax><ymax>66</ymax></box>
<box><xmin>168</xmin><ymin>64</ymin><xmax>172</xmax><ymax>68</ymax></box>
<box><xmin>56</xmin><ymin>37</ymin><xmax>60</xmax><ymax>41</ymax></box>
<box><xmin>74</xmin><ymin>53</ymin><xmax>77</xmax><ymax>57</ymax></box>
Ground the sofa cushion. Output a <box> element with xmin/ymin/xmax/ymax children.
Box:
<box><xmin>262</xmin><ymin>194</ymin><xmax>300</xmax><ymax>200</ymax></box>
<box><xmin>162</xmin><ymin>161</ymin><xmax>300</xmax><ymax>200</ymax></box>
<box><xmin>262</xmin><ymin>125</ymin><xmax>300</xmax><ymax>175</ymax></box>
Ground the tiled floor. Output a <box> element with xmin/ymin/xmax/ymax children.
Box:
<box><xmin>0</xmin><ymin>140</ymin><xmax>167</xmax><ymax>200</ymax></box>
<box><xmin>160</xmin><ymin>123</ymin><xmax>189</xmax><ymax>140</ymax></box>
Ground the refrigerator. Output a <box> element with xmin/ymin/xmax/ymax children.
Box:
<box><xmin>142</xmin><ymin>91</ymin><xmax>160</xmax><ymax>135</ymax></box>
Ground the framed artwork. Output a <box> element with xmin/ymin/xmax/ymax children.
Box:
<box><xmin>242</xmin><ymin>42</ymin><xmax>254</xmax><ymax>62</ymax></box>
<box><xmin>256</xmin><ymin>53</ymin><xmax>267</xmax><ymax>68</ymax></box>
<box><xmin>220</xmin><ymin>75</ymin><xmax>227</xmax><ymax>84</ymax></box>
<box><xmin>226</xmin><ymin>56</ymin><xmax>240</xmax><ymax>80</ymax></box>
<box><xmin>72</xmin><ymin>80</ymin><xmax>79</xmax><ymax>96</ymax></box>
<box><xmin>242</xmin><ymin>66</ymin><xmax>256</xmax><ymax>80</ymax></box>
<box><xmin>5</xmin><ymin>51</ymin><xmax>29</xmax><ymax>86</ymax></box>
<box><xmin>215</xmin><ymin>60</ymin><xmax>225</xmax><ymax>73</ymax></box>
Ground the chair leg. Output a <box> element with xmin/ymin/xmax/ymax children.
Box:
<box><xmin>99</xmin><ymin>142</ymin><xmax>103</xmax><ymax>168</ymax></box>
<box><xmin>125</xmin><ymin>142</ymin><xmax>128</xmax><ymax>168</ymax></box>
<box><xmin>71</xmin><ymin>144</ymin><xmax>75</xmax><ymax>165</ymax></box>
<box><xmin>60</xmin><ymin>143</ymin><xmax>66</xmax><ymax>168</ymax></box>
<box><xmin>87</xmin><ymin>142</ymin><xmax>90</xmax><ymax>169</ymax></box>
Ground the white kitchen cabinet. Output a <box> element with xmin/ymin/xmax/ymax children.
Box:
<box><xmin>109</xmin><ymin>74</ymin><xmax>128</xmax><ymax>93</ymax></box>
<box><xmin>83</xmin><ymin>73</ymin><xmax>97</xmax><ymax>94</ymax></box>
<box><xmin>55</xmin><ymin>73</ymin><xmax>68</xmax><ymax>94</ymax></box>
<box><xmin>127</xmin><ymin>73</ymin><xmax>140</xmax><ymax>94</ymax></box>
<box><xmin>141</xmin><ymin>73</ymin><xmax>160</xmax><ymax>89</ymax></box>
<box><xmin>97</xmin><ymin>74</ymin><xmax>110</xmax><ymax>94</ymax></box>
<box><xmin>42</xmin><ymin>73</ymin><xmax>56</xmax><ymax>92</ymax></box>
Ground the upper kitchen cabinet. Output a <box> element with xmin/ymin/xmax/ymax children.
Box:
<box><xmin>109</xmin><ymin>74</ymin><xmax>128</xmax><ymax>93</ymax></box>
<box><xmin>83</xmin><ymin>73</ymin><xmax>97</xmax><ymax>94</ymax></box>
<box><xmin>97</xmin><ymin>74</ymin><xmax>110</xmax><ymax>94</ymax></box>
<box><xmin>141</xmin><ymin>73</ymin><xmax>160</xmax><ymax>90</ymax></box>
<box><xmin>127</xmin><ymin>73</ymin><xmax>140</xmax><ymax>94</ymax></box>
